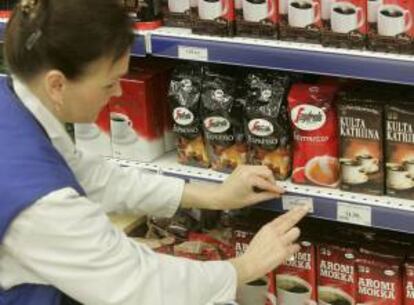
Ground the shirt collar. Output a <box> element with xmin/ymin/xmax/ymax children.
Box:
<box><xmin>12</xmin><ymin>77</ymin><xmax>77</xmax><ymax>157</ymax></box>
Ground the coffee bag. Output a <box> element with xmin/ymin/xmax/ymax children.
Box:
<box><xmin>406</xmin><ymin>260</ymin><xmax>414</xmax><ymax>305</ymax></box>
<box><xmin>321</xmin><ymin>0</ymin><xmax>368</xmax><ymax>49</ymax></box>
<box><xmin>163</xmin><ymin>0</ymin><xmax>193</xmax><ymax>27</ymax></box>
<box><xmin>245</xmin><ymin>72</ymin><xmax>292</xmax><ymax>180</ymax></box>
<box><xmin>385</xmin><ymin>103</ymin><xmax>414</xmax><ymax>199</ymax></box>
<box><xmin>317</xmin><ymin>244</ymin><xmax>357</xmax><ymax>305</ymax></box>
<box><xmin>288</xmin><ymin>84</ymin><xmax>340</xmax><ymax>187</ymax></box>
<box><xmin>279</xmin><ymin>0</ymin><xmax>323</xmax><ymax>43</ymax></box>
<box><xmin>275</xmin><ymin>240</ymin><xmax>317</xmax><ymax>305</ymax></box>
<box><xmin>368</xmin><ymin>0</ymin><xmax>414</xmax><ymax>54</ymax></box>
<box><xmin>201</xmin><ymin>69</ymin><xmax>247</xmax><ymax>173</ymax></box>
<box><xmin>169</xmin><ymin>64</ymin><xmax>210</xmax><ymax>168</ymax></box>
<box><xmin>357</xmin><ymin>249</ymin><xmax>404</xmax><ymax>305</ymax></box>
<box><xmin>337</xmin><ymin>99</ymin><xmax>385</xmax><ymax>195</ymax></box>
<box><xmin>236</xmin><ymin>0</ymin><xmax>278</xmax><ymax>39</ymax></box>
<box><xmin>192</xmin><ymin>0</ymin><xmax>235</xmax><ymax>36</ymax></box>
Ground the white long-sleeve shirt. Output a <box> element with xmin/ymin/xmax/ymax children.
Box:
<box><xmin>0</xmin><ymin>78</ymin><xmax>237</xmax><ymax>305</ymax></box>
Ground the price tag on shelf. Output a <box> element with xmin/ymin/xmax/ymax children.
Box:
<box><xmin>282</xmin><ymin>196</ymin><xmax>314</xmax><ymax>213</ymax></box>
<box><xmin>337</xmin><ymin>202</ymin><xmax>372</xmax><ymax>227</ymax></box>
<box><xmin>178</xmin><ymin>46</ymin><xmax>209</xmax><ymax>61</ymax></box>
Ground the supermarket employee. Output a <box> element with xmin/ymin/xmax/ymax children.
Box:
<box><xmin>0</xmin><ymin>1</ymin><xmax>308</xmax><ymax>305</ymax></box>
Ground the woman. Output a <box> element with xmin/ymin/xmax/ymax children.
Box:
<box><xmin>0</xmin><ymin>0</ymin><xmax>308</xmax><ymax>304</ymax></box>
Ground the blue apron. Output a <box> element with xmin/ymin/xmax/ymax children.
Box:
<box><xmin>0</xmin><ymin>77</ymin><xmax>85</xmax><ymax>305</ymax></box>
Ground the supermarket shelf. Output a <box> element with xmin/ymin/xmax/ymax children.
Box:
<box><xmin>110</xmin><ymin>152</ymin><xmax>414</xmax><ymax>234</ymax></box>
<box><xmin>150</xmin><ymin>27</ymin><xmax>414</xmax><ymax>86</ymax></box>
<box><xmin>2</xmin><ymin>18</ymin><xmax>414</xmax><ymax>85</ymax></box>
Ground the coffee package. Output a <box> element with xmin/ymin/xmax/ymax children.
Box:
<box><xmin>74</xmin><ymin>106</ymin><xmax>112</xmax><ymax>157</ymax></box>
<box><xmin>385</xmin><ymin>103</ymin><xmax>414</xmax><ymax>199</ymax></box>
<box><xmin>405</xmin><ymin>260</ymin><xmax>414</xmax><ymax>305</ymax></box>
<box><xmin>110</xmin><ymin>72</ymin><xmax>165</xmax><ymax>162</ymax></box>
<box><xmin>169</xmin><ymin>64</ymin><xmax>209</xmax><ymax>168</ymax></box>
<box><xmin>279</xmin><ymin>0</ymin><xmax>322</xmax><ymax>43</ymax></box>
<box><xmin>235</xmin><ymin>0</ymin><xmax>243</xmax><ymax>19</ymax></box>
<box><xmin>201</xmin><ymin>69</ymin><xmax>247</xmax><ymax>173</ymax></box>
<box><xmin>275</xmin><ymin>240</ymin><xmax>317</xmax><ymax>305</ymax></box>
<box><xmin>322</xmin><ymin>0</ymin><xmax>368</xmax><ymax>49</ymax></box>
<box><xmin>163</xmin><ymin>0</ymin><xmax>193</xmax><ymax>27</ymax></box>
<box><xmin>132</xmin><ymin>58</ymin><xmax>177</xmax><ymax>152</ymax></box>
<box><xmin>288</xmin><ymin>84</ymin><xmax>340</xmax><ymax>188</ymax></box>
<box><xmin>192</xmin><ymin>0</ymin><xmax>235</xmax><ymax>36</ymax></box>
<box><xmin>233</xmin><ymin>228</ymin><xmax>277</xmax><ymax>305</ymax></box>
<box><xmin>368</xmin><ymin>0</ymin><xmax>414</xmax><ymax>54</ymax></box>
<box><xmin>337</xmin><ymin>99</ymin><xmax>385</xmax><ymax>195</ymax></box>
<box><xmin>245</xmin><ymin>72</ymin><xmax>292</xmax><ymax>180</ymax></box>
<box><xmin>317</xmin><ymin>244</ymin><xmax>358</xmax><ymax>305</ymax></box>
<box><xmin>236</xmin><ymin>0</ymin><xmax>278</xmax><ymax>39</ymax></box>
<box><xmin>357</xmin><ymin>249</ymin><xmax>404</xmax><ymax>305</ymax></box>
<box><xmin>124</xmin><ymin>0</ymin><xmax>162</xmax><ymax>24</ymax></box>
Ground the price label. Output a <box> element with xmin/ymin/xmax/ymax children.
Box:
<box><xmin>178</xmin><ymin>46</ymin><xmax>209</xmax><ymax>61</ymax></box>
<box><xmin>337</xmin><ymin>202</ymin><xmax>372</xmax><ymax>226</ymax></box>
<box><xmin>282</xmin><ymin>196</ymin><xmax>314</xmax><ymax>213</ymax></box>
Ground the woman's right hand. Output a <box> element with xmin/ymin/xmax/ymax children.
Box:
<box><xmin>229</xmin><ymin>206</ymin><xmax>309</xmax><ymax>285</ymax></box>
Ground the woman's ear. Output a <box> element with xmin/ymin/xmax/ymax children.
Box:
<box><xmin>44</xmin><ymin>70</ymin><xmax>67</xmax><ymax>114</ymax></box>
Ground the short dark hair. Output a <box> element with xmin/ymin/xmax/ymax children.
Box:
<box><xmin>4</xmin><ymin>0</ymin><xmax>135</xmax><ymax>81</ymax></box>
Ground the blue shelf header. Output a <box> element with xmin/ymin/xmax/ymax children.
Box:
<box><xmin>151</xmin><ymin>34</ymin><xmax>414</xmax><ymax>85</ymax></box>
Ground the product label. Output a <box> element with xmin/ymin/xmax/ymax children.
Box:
<box><xmin>318</xmin><ymin>244</ymin><xmax>357</xmax><ymax>305</ymax></box>
<box><xmin>357</xmin><ymin>254</ymin><xmax>403</xmax><ymax>305</ymax></box>
<box><xmin>174</xmin><ymin>107</ymin><xmax>195</xmax><ymax>126</ymax></box>
<box><xmin>291</xmin><ymin>104</ymin><xmax>327</xmax><ymax>131</ymax></box>
<box><xmin>248</xmin><ymin>119</ymin><xmax>275</xmax><ymax>137</ymax></box>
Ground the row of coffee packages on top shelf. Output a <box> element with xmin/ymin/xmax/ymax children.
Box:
<box><xmin>169</xmin><ymin>63</ymin><xmax>414</xmax><ymax>199</ymax></box>
<box><xmin>141</xmin><ymin>208</ymin><xmax>414</xmax><ymax>305</ymax></box>
<box><xmin>158</xmin><ymin>0</ymin><xmax>414</xmax><ymax>53</ymax></box>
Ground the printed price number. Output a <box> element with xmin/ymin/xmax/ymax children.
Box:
<box><xmin>282</xmin><ymin>196</ymin><xmax>314</xmax><ymax>213</ymax></box>
<box><xmin>337</xmin><ymin>202</ymin><xmax>372</xmax><ymax>226</ymax></box>
<box><xmin>178</xmin><ymin>46</ymin><xmax>209</xmax><ymax>61</ymax></box>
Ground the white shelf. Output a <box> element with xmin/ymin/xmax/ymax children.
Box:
<box><xmin>109</xmin><ymin>152</ymin><xmax>414</xmax><ymax>233</ymax></box>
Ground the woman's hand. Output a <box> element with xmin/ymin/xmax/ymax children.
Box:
<box><xmin>181</xmin><ymin>165</ymin><xmax>284</xmax><ymax>210</ymax></box>
<box><xmin>229</xmin><ymin>206</ymin><xmax>309</xmax><ymax>285</ymax></box>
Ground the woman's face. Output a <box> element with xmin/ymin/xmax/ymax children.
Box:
<box><xmin>61</xmin><ymin>52</ymin><xmax>130</xmax><ymax>123</ymax></box>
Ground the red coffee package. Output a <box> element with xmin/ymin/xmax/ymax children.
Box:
<box><xmin>275</xmin><ymin>240</ymin><xmax>317</xmax><ymax>305</ymax></box>
<box><xmin>192</xmin><ymin>0</ymin><xmax>235</xmax><ymax>36</ymax></box>
<box><xmin>162</xmin><ymin>0</ymin><xmax>193</xmax><ymax>28</ymax></box>
<box><xmin>357</xmin><ymin>248</ymin><xmax>404</xmax><ymax>305</ymax></box>
<box><xmin>288</xmin><ymin>84</ymin><xmax>340</xmax><ymax>188</ymax></box>
<box><xmin>317</xmin><ymin>244</ymin><xmax>357</xmax><ymax>305</ymax></box>
<box><xmin>279</xmin><ymin>0</ymin><xmax>323</xmax><ymax>43</ymax></box>
<box><xmin>236</xmin><ymin>0</ymin><xmax>279</xmax><ymax>39</ymax></box>
<box><xmin>109</xmin><ymin>71</ymin><xmax>165</xmax><ymax>162</ymax></box>
<box><xmin>368</xmin><ymin>0</ymin><xmax>414</xmax><ymax>54</ymax></box>
<box><xmin>322</xmin><ymin>0</ymin><xmax>368</xmax><ymax>49</ymax></box>
<box><xmin>233</xmin><ymin>228</ymin><xmax>277</xmax><ymax>305</ymax></box>
<box><xmin>405</xmin><ymin>260</ymin><xmax>414</xmax><ymax>305</ymax></box>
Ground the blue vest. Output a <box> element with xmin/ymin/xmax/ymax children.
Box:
<box><xmin>0</xmin><ymin>77</ymin><xmax>85</xmax><ymax>305</ymax></box>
